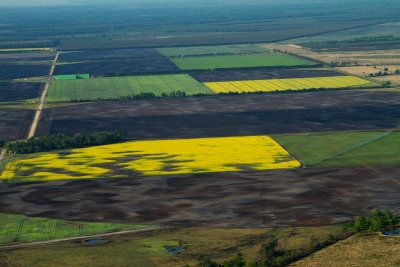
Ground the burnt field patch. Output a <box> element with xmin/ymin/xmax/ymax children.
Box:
<box><xmin>0</xmin><ymin>53</ymin><xmax>54</xmax><ymax>64</ymax></box>
<box><xmin>1</xmin><ymin>165</ymin><xmax>399</xmax><ymax>227</ymax></box>
<box><xmin>0</xmin><ymin>64</ymin><xmax>51</xmax><ymax>80</ymax></box>
<box><xmin>37</xmin><ymin>91</ymin><xmax>400</xmax><ymax>139</ymax></box>
<box><xmin>58</xmin><ymin>48</ymin><xmax>165</xmax><ymax>62</ymax></box>
<box><xmin>191</xmin><ymin>68</ymin><xmax>343</xmax><ymax>83</ymax></box>
<box><xmin>54</xmin><ymin>58</ymin><xmax>180</xmax><ymax>76</ymax></box>
<box><xmin>0</xmin><ymin>82</ymin><xmax>43</xmax><ymax>102</ymax></box>
<box><xmin>0</xmin><ymin>108</ymin><xmax>34</xmax><ymax>140</ymax></box>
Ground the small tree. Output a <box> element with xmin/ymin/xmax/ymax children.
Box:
<box><xmin>0</xmin><ymin>139</ymin><xmax>5</xmax><ymax>148</ymax></box>
<box><xmin>353</xmin><ymin>216</ymin><xmax>370</xmax><ymax>233</ymax></box>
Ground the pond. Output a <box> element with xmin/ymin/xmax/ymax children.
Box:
<box><xmin>382</xmin><ymin>229</ymin><xmax>400</xmax><ymax>236</ymax></box>
<box><xmin>82</xmin><ymin>239</ymin><xmax>110</xmax><ymax>246</ymax></box>
<box><xmin>164</xmin><ymin>245</ymin><xmax>183</xmax><ymax>255</ymax></box>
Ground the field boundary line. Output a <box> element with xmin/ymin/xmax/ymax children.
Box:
<box><xmin>27</xmin><ymin>51</ymin><xmax>59</xmax><ymax>139</ymax></box>
<box><xmin>312</xmin><ymin>130</ymin><xmax>395</xmax><ymax>166</ymax></box>
<box><xmin>0</xmin><ymin>226</ymin><xmax>164</xmax><ymax>251</ymax></box>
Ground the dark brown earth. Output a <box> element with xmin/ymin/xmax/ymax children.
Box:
<box><xmin>37</xmin><ymin>90</ymin><xmax>400</xmax><ymax>139</ymax></box>
<box><xmin>1</xmin><ymin>165</ymin><xmax>399</xmax><ymax>227</ymax></box>
<box><xmin>0</xmin><ymin>108</ymin><xmax>33</xmax><ymax>140</ymax></box>
<box><xmin>191</xmin><ymin>68</ymin><xmax>343</xmax><ymax>82</ymax></box>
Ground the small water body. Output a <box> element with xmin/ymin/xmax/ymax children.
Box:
<box><xmin>82</xmin><ymin>239</ymin><xmax>110</xmax><ymax>245</ymax></box>
<box><xmin>164</xmin><ymin>245</ymin><xmax>183</xmax><ymax>255</ymax></box>
<box><xmin>383</xmin><ymin>229</ymin><xmax>400</xmax><ymax>236</ymax></box>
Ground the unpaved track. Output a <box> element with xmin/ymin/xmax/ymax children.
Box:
<box><xmin>0</xmin><ymin>149</ymin><xmax>5</xmax><ymax>167</ymax></box>
<box><xmin>0</xmin><ymin>226</ymin><xmax>162</xmax><ymax>251</ymax></box>
<box><xmin>27</xmin><ymin>51</ymin><xmax>59</xmax><ymax>139</ymax></box>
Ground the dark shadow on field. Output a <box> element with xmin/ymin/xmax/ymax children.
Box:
<box><xmin>1</xmin><ymin>165</ymin><xmax>400</xmax><ymax>227</ymax></box>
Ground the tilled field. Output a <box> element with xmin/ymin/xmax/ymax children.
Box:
<box><xmin>37</xmin><ymin>91</ymin><xmax>400</xmax><ymax>139</ymax></box>
<box><xmin>191</xmin><ymin>68</ymin><xmax>343</xmax><ymax>82</ymax></box>
<box><xmin>0</xmin><ymin>82</ymin><xmax>43</xmax><ymax>102</ymax></box>
<box><xmin>0</xmin><ymin>108</ymin><xmax>34</xmax><ymax>140</ymax></box>
<box><xmin>1</xmin><ymin>165</ymin><xmax>399</xmax><ymax>227</ymax></box>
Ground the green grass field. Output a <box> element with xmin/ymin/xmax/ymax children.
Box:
<box><xmin>273</xmin><ymin>131</ymin><xmax>400</xmax><ymax>167</ymax></box>
<box><xmin>0</xmin><ymin>225</ymin><xmax>343</xmax><ymax>267</ymax></box>
<box><xmin>0</xmin><ymin>213</ymin><xmax>152</xmax><ymax>245</ymax></box>
<box><xmin>170</xmin><ymin>54</ymin><xmax>315</xmax><ymax>70</ymax></box>
<box><xmin>157</xmin><ymin>44</ymin><xmax>266</xmax><ymax>58</ymax></box>
<box><xmin>47</xmin><ymin>74</ymin><xmax>213</xmax><ymax>102</ymax></box>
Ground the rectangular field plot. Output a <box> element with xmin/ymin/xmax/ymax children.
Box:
<box><xmin>58</xmin><ymin>48</ymin><xmax>164</xmax><ymax>62</ymax></box>
<box><xmin>157</xmin><ymin>44</ymin><xmax>266</xmax><ymax>58</ymax></box>
<box><xmin>47</xmin><ymin>74</ymin><xmax>212</xmax><ymax>102</ymax></box>
<box><xmin>192</xmin><ymin>69</ymin><xmax>343</xmax><ymax>83</ymax></box>
<box><xmin>0</xmin><ymin>64</ymin><xmax>51</xmax><ymax>80</ymax></box>
<box><xmin>274</xmin><ymin>131</ymin><xmax>400</xmax><ymax>167</ymax></box>
<box><xmin>170</xmin><ymin>54</ymin><xmax>315</xmax><ymax>70</ymax></box>
<box><xmin>0</xmin><ymin>136</ymin><xmax>301</xmax><ymax>182</ymax></box>
<box><xmin>0</xmin><ymin>213</ymin><xmax>150</xmax><ymax>245</ymax></box>
<box><xmin>204</xmin><ymin>76</ymin><xmax>374</xmax><ymax>93</ymax></box>
<box><xmin>0</xmin><ymin>82</ymin><xmax>43</xmax><ymax>102</ymax></box>
<box><xmin>0</xmin><ymin>108</ymin><xmax>34</xmax><ymax>141</ymax></box>
<box><xmin>54</xmin><ymin>58</ymin><xmax>180</xmax><ymax>76</ymax></box>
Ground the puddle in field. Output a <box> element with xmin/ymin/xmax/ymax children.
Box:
<box><xmin>164</xmin><ymin>245</ymin><xmax>183</xmax><ymax>255</ymax></box>
<box><xmin>82</xmin><ymin>239</ymin><xmax>110</xmax><ymax>246</ymax></box>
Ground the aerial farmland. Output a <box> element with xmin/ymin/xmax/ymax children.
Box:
<box><xmin>0</xmin><ymin>0</ymin><xmax>400</xmax><ymax>266</ymax></box>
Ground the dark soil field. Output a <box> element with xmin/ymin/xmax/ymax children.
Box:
<box><xmin>58</xmin><ymin>48</ymin><xmax>166</xmax><ymax>62</ymax></box>
<box><xmin>0</xmin><ymin>51</ymin><xmax>54</xmax><ymax>63</ymax></box>
<box><xmin>54</xmin><ymin>57</ymin><xmax>180</xmax><ymax>76</ymax></box>
<box><xmin>0</xmin><ymin>108</ymin><xmax>34</xmax><ymax>140</ymax></box>
<box><xmin>37</xmin><ymin>91</ymin><xmax>400</xmax><ymax>139</ymax></box>
<box><xmin>0</xmin><ymin>64</ymin><xmax>51</xmax><ymax>80</ymax></box>
<box><xmin>1</xmin><ymin>165</ymin><xmax>399</xmax><ymax>227</ymax></box>
<box><xmin>191</xmin><ymin>69</ymin><xmax>344</xmax><ymax>83</ymax></box>
<box><xmin>0</xmin><ymin>82</ymin><xmax>43</xmax><ymax>102</ymax></box>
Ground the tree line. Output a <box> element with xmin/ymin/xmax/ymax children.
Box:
<box><xmin>189</xmin><ymin>208</ymin><xmax>398</xmax><ymax>267</ymax></box>
<box><xmin>6</xmin><ymin>131</ymin><xmax>124</xmax><ymax>154</ymax></box>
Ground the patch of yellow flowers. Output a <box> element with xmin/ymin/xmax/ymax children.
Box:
<box><xmin>204</xmin><ymin>76</ymin><xmax>371</xmax><ymax>93</ymax></box>
<box><xmin>0</xmin><ymin>136</ymin><xmax>300</xmax><ymax>181</ymax></box>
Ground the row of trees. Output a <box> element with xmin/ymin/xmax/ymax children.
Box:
<box><xmin>343</xmin><ymin>208</ymin><xmax>398</xmax><ymax>234</ymax></box>
<box><xmin>6</xmin><ymin>131</ymin><xmax>124</xmax><ymax>154</ymax></box>
<box><xmin>193</xmin><ymin>208</ymin><xmax>398</xmax><ymax>267</ymax></box>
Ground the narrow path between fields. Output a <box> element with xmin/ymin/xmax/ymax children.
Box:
<box><xmin>0</xmin><ymin>149</ymin><xmax>5</xmax><ymax>168</ymax></box>
<box><xmin>0</xmin><ymin>226</ymin><xmax>163</xmax><ymax>251</ymax></box>
<box><xmin>27</xmin><ymin>51</ymin><xmax>59</xmax><ymax>139</ymax></box>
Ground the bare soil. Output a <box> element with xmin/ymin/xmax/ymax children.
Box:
<box><xmin>37</xmin><ymin>90</ymin><xmax>400</xmax><ymax>140</ymax></box>
<box><xmin>1</xmin><ymin>165</ymin><xmax>399</xmax><ymax>227</ymax></box>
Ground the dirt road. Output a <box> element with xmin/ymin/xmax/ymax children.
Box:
<box><xmin>0</xmin><ymin>226</ymin><xmax>162</xmax><ymax>251</ymax></box>
<box><xmin>27</xmin><ymin>51</ymin><xmax>59</xmax><ymax>139</ymax></box>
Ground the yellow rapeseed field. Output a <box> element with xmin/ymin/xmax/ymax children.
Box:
<box><xmin>203</xmin><ymin>76</ymin><xmax>372</xmax><ymax>93</ymax></box>
<box><xmin>0</xmin><ymin>136</ymin><xmax>300</xmax><ymax>181</ymax></box>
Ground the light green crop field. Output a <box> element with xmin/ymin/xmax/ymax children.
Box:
<box><xmin>157</xmin><ymin>44</ymin><xmax>266</xmax><ymax>57</ymax></box>
<box><xmin>47</xmin><ymin>74</ymin><xmax>213</xmax><ymax>102</ymax></box>
<box><xmin>0</xmin><ymin>213</ymin><xmax>152</xmax><ymax>245</ymax></box>
<box><xmin>273</xmin><ymin>131</ymin><xmax>400</xmax><ymax>167</ymax></box>
<box><xmin>170</xmin><ymin>53</ymin><xmax>316</xmax><ymax>70</ymax></box>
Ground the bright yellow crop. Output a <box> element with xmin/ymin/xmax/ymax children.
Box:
<box><xmin>0</xmin><ymin>136</ymin><xmax>300</xmax><ymax>182</ymax></box>
<box><xmin>204</xmin><ymin>76</ymin><xmax>372</xmax><ymax>93</ymax></box>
